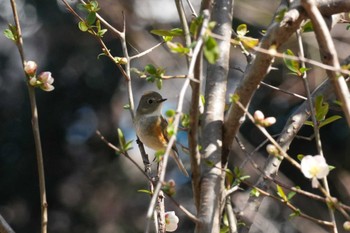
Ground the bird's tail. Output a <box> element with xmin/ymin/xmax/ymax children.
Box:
<box><xmin>171</xmin><ymin>150</ymin><xmax>189</xmax><ymax>177</ymax></box>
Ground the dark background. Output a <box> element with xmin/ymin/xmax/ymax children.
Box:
<box><xmin>0</xmin><ymin>0</ymin><xmax>349</xmax><ymax>232</ymax></box>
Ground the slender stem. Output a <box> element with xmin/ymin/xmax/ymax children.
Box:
<box><xmin>9</xmin><ymin>1</ymin><xmax>47</xmax><ymax>233</ymax></box>
<box><xmin>144</xmin><ymin>9</ymin><xmax>211</xmax><ymax>233</ymax></box>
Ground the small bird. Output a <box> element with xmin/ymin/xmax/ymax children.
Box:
<box><xmin>134</xmin><ymin>91</ymin><xmax>189</xmax><ymax>177</ymax></box>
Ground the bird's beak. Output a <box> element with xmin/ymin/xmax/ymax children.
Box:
<box><xmin>158</xmin><ymin>98</ymin><xmax>167</xmax><ymax>103</ymax></box>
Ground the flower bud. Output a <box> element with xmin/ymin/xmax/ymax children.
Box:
<box><xmin>29</xmin><ymin>77</ymin><xmax>37</xmax><ymax>86</ymax></box>
<box><xmin>24</xmin><ymin>60</ymin><xmax>37</xmax><ymax>76</ymax></box>
<box><xmin>344</xmin><ymin>221</ymin><xmax>350</xmax><ymax>231</ymax></box>
<box><xmin>38</xmin><ymin>72</ymin><xmax>55</xmax><ymax>92</ymax></box>
<box><xmin>254</xmin><ymin>110</ymin><xmax>265</xmax><ymax>122</ymax></box>
<box><xmin>266</xmin><ymin>144</ymin><xmax>279</xmax><ymax>156</ymax></box>
<box><xmin>263</xmin><ymin>117</ymin><xmax>277</xmax><ymax>127</ymax></box>
<box><xmin>38</xmin><ymin>72</ymin><xmax>54</xmax><ymax>84</ymax></box>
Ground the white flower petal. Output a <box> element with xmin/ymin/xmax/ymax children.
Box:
<box><xmin>165</xmin><ymin>211</ymin><xmax>179</xmax><ymax>232</ymax></box>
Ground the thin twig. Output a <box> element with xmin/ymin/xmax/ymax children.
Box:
<box><xmin>9</xmin><ymin>1</ymin><xmax>48</xmax><ymax>233</ymax></box>
<box><xmin>260</xmin><ymin>81</ymin><xmax>307</xmax><ymax>100</ymax></box>
<box><xmin>242</xmin><ymin>180</ymin><xmax>334</xmax><ymax>228</ymax></box>
<box><xmin>144</xmin><ymin>9</ymin><xmax>211</xmax><ymax>233</ymax></box>
<box><xmin>95</xmin><ymin>130</ymin><xmax>150</xmax><ymax>179</ymax></box>
<box><xmin>129</xmin><ymin>42</ymin><xmax>165</xmax><ymax>60</ymax></box>
<box><xmin>301</xmin><ymin>0</ymin><xmax>350</xmax><ymax>127</ymax></box>
<box><xmin>168</xmin><ymin>195</ymin><xmax>200</xmax><ymax>223</ymax></box>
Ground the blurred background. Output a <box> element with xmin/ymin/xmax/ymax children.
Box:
<box><xmin>0</xmin><ymin>0</ymin><xmax>349</xmax><ymax>232</ymax></box>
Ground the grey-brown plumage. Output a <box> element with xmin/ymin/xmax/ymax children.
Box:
<box><xmin>134</xmin><ymin>91</ymin><xmax>189</xmax><ymax>177</ymax></box>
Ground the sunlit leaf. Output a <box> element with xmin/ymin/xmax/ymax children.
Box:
<box><xmin>165</xmin><ymin>109</ymin><xmax>176</xmax><ymax>117</ymax></box>
<box><xmin>166</xmin><ymin>41</ymin><xmax>190</xmax><ymax>54</ymax></box>
<box><xmin>319</xmin><ymin>115</ymin><xmax>342</xmax><ymax>128</ymax></box>
<box><xmin>250</xmin><ymin>188</ymin><xmax>260</xmax><ymax>197</ymax></box>
<box><xmin>78</xmin><ymin>21</ymin><xmax>89</xmax><ymax>32</ymax></box>
<box><xmin>297</xmin><ymin>154</ymin><xmax>304</xmax><ymax>161</ymax></box>
<box><xmin>275</xmin><ymin>8</ymin><xmax>287</xmax><ymax>22</ymax></box>
<box><xmin>117</xmin><ymin>128</ymin><xmax>126</xmax><ymax>149</ymax></box>
<box><xmin>283</xmin><ymin>49</ymin><xmax>300</xmax><ymax>75</ymax></box>
<box><xmin>287</xmin><ymin>191</ymin><xmax>296</xmax><ymax>200</ymax></box>
<box><xmin>204</xmin><ymin>36</ymin><xmax>219</xmax><ymax>64</ymax></box>
<box><xmin>276</xmin><ymin>184</ymin><xmax>288</xmax><ymax>202</ymax></box>
<box><xmin>151</xmin><ymin>28</ymin><xmax>183</xmax><ymax>37</ymax></box>
<box><xmin>156</xmin><ymin>78</ymin><xmax>162</xmax><ymax>89</ymax></box>
<box><xmin>3</xmin><ymin>29</ymin><xmax>15</xmax><ymax>41</ymax></box>
<box><xmin>137</xmin><ymin>189</ymin><xmax>153</xmax><ymax>194</ymax></box>
<box><xmin>236</xmin><ymin>24</ymin><xmax>248</xmax><ymax>37</ymax></box>
<box><xmin>241</xmin><ymin>36</ymin><xmax>259</xmax><ymax>49</ymax></box>
<box><xmin>301</xmin><ymin>20</ymin><xmax>313</xmax><ymax>33</ymax></box>
<box><xmin>289</xmin><ymin>209</ymin><xmax>301</xmax><ymax>219</ymax></box>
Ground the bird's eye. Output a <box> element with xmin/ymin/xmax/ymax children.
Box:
<box><xmin>147</xmin><ymin>99</ymin><xmax>154</xmax><ymax>104</ymax></box>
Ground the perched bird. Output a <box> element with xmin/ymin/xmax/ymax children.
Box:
<box><xmin>134</xmin><ymin>91</ymin><xmax>189</xmax><ymax>177</ymax></box>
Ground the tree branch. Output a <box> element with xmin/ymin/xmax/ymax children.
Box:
<box><xmin>195</xmin><ymin>0</ymin><xmax>233</xmax><ymax>232</ymax></box>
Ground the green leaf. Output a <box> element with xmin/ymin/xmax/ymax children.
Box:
<box><xmin>156</xmin><ymin>78</ymin><xmax>162</xmax><ymax>89</ymax></box>
<box><xmin>319</xmin><ymin>115</ymin><xmax>342</xmax><ymax>128</ymax></box>
<box><xmin>166</xmin><ymin>41</ymin><xmax>190</xmax><ymax>54</ymax></box>
<box><xmin>163</xmin><ymin>36</ymin><xmax>173</xmax><ymax>42</ymax></box>
<box><xmin>289</xmin><ymin>209</ymin><xmax>301</xmax><ymax>219</ymax></box>
<box><xmin>220</xmin><ymin>225</ymin><xmax>229</xmax><ymax>233</ymax></box>
<box><xmin>275</xmin><ymin>8</ymin><xmax>287</xmax><ymax>22</ymax></box>
<box><xmin>236</xmin><ymin>24</ymin><xmax>248</xmax><ymax>37</ymax></box>
<box><xmin>190</xmin><ymin>15</ymin><xmax>203</xmax><ymax>38</ymax></box>
<box><xmin>297</xmin><ymin>154</ymin><xmax>304</xmax><ymax>161</ymax></box>
<box><xmin>90</xmin><ymin>0</ymin><xmax>100</xmax><ymax>11</ymax></box>
<box><xmin>117</xmin><ymin>128</ymin><xmax>126</xmax><ymax>150</ymax></box>
<box><xmin>304</xmin><ymin>120</ymin><xmax>314</xmax><ymax>127</ymax></box>
<box><xmin>301</xmin><ymin>20</ymin><xmax>313</xmax><ymax>33</ymax></box>
<box><xmin>230</xmin><ymin>94</ymin><xmax>240</xmax><ymax>103</ymax></box>
<box><xmin>329</xmin><ymin>165</ymin><xmax>336</xmax><ymax>171</ymax></box>
<box><xmin>241</xmin><ymin>36</ymin><xmax>259</xmax><ymax>49</ymax></box>
<box><xmin>276</xmin><ymin>184</ymin><xmax>288</xmax><ymax>202</ymax></box>
<box><xmin>124</xmin><ymin>140</ymin><xmax>133</xmax><ymax>151</ymax></box>
<box><xmin>4</xmin><ymin>24</ymin><xmax>18</xmax><ymax>42</ymax></box>
<box><xmin>287</xmin><ymin>191</ymin><xmax>296</xmax><ymax>200</ymax></box>
<box><xmin>137</xmin><ymin>189</ymin><xmax>153</xmax><ymax>194</ymax></box>
<box><xmin>3</xmin><ymin>28</ymin><xmax>15</xmax><ymax>41</ymax></box>
<box><xmin>204</xmin><ymin>36</ymin><xmax>219</xmax><ymax>64</ymax></box>
<box><xmin>299</xmin><ymin>67</ymin><xmax>311</xmax><ymax>74</ymax></box>
<box><xmin>86</xmin><ymin>12</ymin><xmax>97</xmax><ymax>25</ymax></box>
<box><xmin>315</xmin><ymin>95</ymin><xmax>328</xmax><ymax>122</ymax></box>
<box><xmin>165</xmin><ymin>109</ymin><xmax>176</xmax><ymax>117</ymax></box>
<box><xmin>154</xmin><ymin>150</ymin><xmax>165</xmax><ymax>162</ymax></box>
<box><xmin>78</xmin><ymin>21</ymin><xmax>89</xmax><ymax>32</ymax></box>
<box><xmin>283</xmin><ymin>49</ymin><xmax>300</xmax><ymax>75</ymax></box>
<box><xmin>123</xmin><ymin>104</ymin><xmax>130</xmax><ymax>109</ymax></box>
<box><xmin>151</xmin><ymin>28</ymin><xmax>183</xmax><ymax>37</ymax></box>
<box><xmin>144</xmin><ymin>64</ymin><xmax>157</xmax><ymax>75</ymax></box>
<box><xmin>204</xmin><ymin>159</ymin><xmax>215</xmax><ymax>167</ymax></box>
<box><xmin>250</xmin><ymin>188</ymin><xmax>260</xmax><ymax>197</ymax></box>
<box><xmin>98</xmin><ymin>29</ymin><xmax>107</xmax><ymax>37</ymax></box>
<box><xmin>225</xmin><ymin>168</ymin><xmax>234</xmax><ymax>187</ymax></box>
<box><xmin>181</xmin><ymin>113</ymin><xmax>190</xmax><ymax>128</ymax></box>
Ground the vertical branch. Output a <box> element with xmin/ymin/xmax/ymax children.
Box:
<box><xmin>296</xmin><ymin>30</ymin><xmax>323</xmax><ymax>156</ymax></box>
<box><xmin>9</xmin><ymin>1</ymin><xmax>48</xmax><ymax>233</ymax></box>
<box><xmin>196</xmin><ymin>0</ymin><xmax>233</xmax><ymax>232</ymax></box>
<box><xmin>175</xmin><ymin>0</ymin><xmax>202</xmax><ymax>210</ymax></box>
<box><xmin>301</xmin><ymin>1</ymin><xmax>345</xmax><ymax>232</ymax></box>
<box><xmin>301</xmin><ymin>0</ymin><xmax>350</xmax><ymax>126</ymax></box>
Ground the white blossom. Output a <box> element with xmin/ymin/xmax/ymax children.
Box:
<box><xmin>165</xmin><ymin>211</ymin><xmax>179</xmax><ymax>232</ymax></box>
<box><xmin>301</xmin><ymin>155</ymin><xmax>329</xmax><ymax>188</ymax></box>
